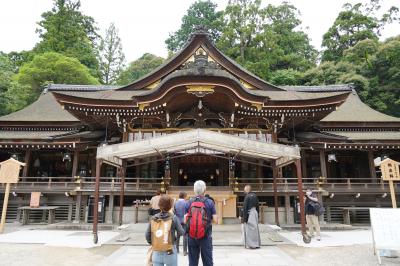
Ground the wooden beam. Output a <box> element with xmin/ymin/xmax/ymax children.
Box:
<box><xmin>319</xmin><ymin>151</ymin><xmax>327</xmax><ymax>178</ymax></box>
<box><xmin>295</xmin><ymin>160</ymin><xmax>307</xmax><ymax>236</ymax></box>
<box><xmin>272</xmin><ymin>163</ymin><xmax>280</xmax><ymax>226</ymax></box>
<box><xmin>300</xmin><ymin>149</ymin><xmax>307</xmax><ymax>180</ymax></box>
<box><xmin>119</xmin><ymin>162</ymin><xmax>126</xmax><ymax>226</ymax></box>
<box><xmin>72</xmin><ymin>150</ymin><xmax>80</xmax><ymax>177</ymax></box>
<box><xmin>22</xmin><ymin>149</ymin><xmax>31</xmax><ymax>178</ymax></box>
<box><xmin>92</xmin><ymin>159</ymin><xmax>102</xmax><ymax>244</ymax></box>
<box><xmin>367</xmin><ymin>150</ymin><xmax>377</xmax><ymax>182</ymax></box>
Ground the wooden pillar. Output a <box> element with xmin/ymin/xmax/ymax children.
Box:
<box><xmin>271</xmin><ymin>132</ymin><xmax>278</xmax><ymax>143</ymax></box>
<box><xmin>285</xmin><ymin>194</ymin><xmax>291</xmax><ymax>224</ymax></box>
<box><xmin>22</xmin><ymin>149</ymin><xmax>31</xmax><ymax>177</ymax></box>
<box><xmin>319</xmin><ymin>151</ymin><xmax>328</xmax><ymax>178</ymax></box>
<box><xmin>107</xmin><ymin>194</ymin><xmax>114</xmax><ymax>224</ymax></box>
<box><xmin>300</xmin><ymin>149</ymin><xmax>307</xmax><ymax>181</ymax></box>
<box><xmin>119</xmin><ymin>161</ymin><xmax>126</xmax><ymax>226</ymax></box>
<box><xmin>74</xmin><ymin>192</ymin><xmax>82</xmax><ymax>223</ymax></box>
<box><xmin>367</xmin><ymin>150</ymin><xmax>377</xmax><ymax>182</ymax></box>
<box><xmin>72</xmin><ymin>150</ymin><xmax>80</xmax><ymax>177</ymax></box>
<box><xmin>295</xmin><ymin>160</ymin><xmax>306</xmax><ymax>236</ymax></box>
<box><xmin>92</xmin><ymin>159</ymin><xmax>102</xmax><ymax>244</ymax></box>
<box><xmin>272</xmin><ymin>163</ymin><xmax>280</xmax><ymax>226</ymax></box>
<box><xmin>122</xmin><ymin>132</ymin><xmax>129</xmax><ymax>143</ymax></box>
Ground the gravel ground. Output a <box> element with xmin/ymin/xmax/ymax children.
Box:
<box><xmin>280</xmin><ymin>244</ymin><xmax>400</xmax><ymax>266</ymax></box>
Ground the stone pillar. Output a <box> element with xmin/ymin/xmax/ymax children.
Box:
<box><xmin>74</xmin><ymin>192</ymin><xmax>82</xmax><ymax>223</ymax></box>
<box><xmin>68</xmin><ymin>203</ymin><xmax>73</xmax><ymax>222</ymax></box>
<box><xmin>217</xmin><ymin>200</ymin><xmax>223</xmax><ymax>225</ymax></box>
<box><xmin>107</xmin><ymin>194</ymin><xmax>114</xmax><ymax>224</ymax></box>
<box><xmin>272</xmin><ymin>164</ymin><xmax>280</xmax><ymax>226</ymax></box>
<box><xmin>285</xmin><ymin>194</ymin><xmax>291</xmax><ymax>224</ymax></box>
<box><xmin>317</xmin><ymin>193</ymin><xmax>325</xmax><ymax>223</ymax></box>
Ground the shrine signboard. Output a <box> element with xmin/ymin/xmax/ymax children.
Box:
<box><xmin>0</xmin><ymin>158</ymin><xmax>25</xmax><ymax>233</ymax></box>
<box><xmin>379</xmin><ymin>158</ymin><xmax>400</xmax><ymax>208</ymax></box>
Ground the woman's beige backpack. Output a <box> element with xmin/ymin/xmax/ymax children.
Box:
<box><xmin>151</xmin><ymin>217</ymin><xmax>173</xmax><ymax>252</ymax></box>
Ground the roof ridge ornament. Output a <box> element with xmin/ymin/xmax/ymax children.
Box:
<box><xmin>191</xmin><ymin>24</ymin><xmax>211</xmax><ymax>37</ymax></box>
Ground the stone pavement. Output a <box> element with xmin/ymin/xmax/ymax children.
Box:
<box><xmin>98</xmin><ymin>246</ymin><xmax>299</xmax><ymax>266</ymax></box>
<box><xmin>106</xmin><ymin>224</ymin><xmax>289</xmax><ymax>246</ymax></box>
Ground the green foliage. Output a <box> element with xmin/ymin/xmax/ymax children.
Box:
<box><xmin>117</xmin><ymin>53</ymin><xmax>164</xmax><ymax>85</ymax></box>
<box><xmin>98</xmin><ymin>23</ymin><xmax>125</xmax><ymax>84</ymax></box>
<box><xmin>217</xmin><ymin>0</ymin><xmax>317</xmax><ymax>80</ymax></box>
<box><xmin>368</xmin><ymin>37</ymin><xmax>400</xmax><ymax>116</ymax></box>
<box><xmin>15</xmin><ymin>52</ymin><xmax>99</xmax><ymax>94</ymax></box>
<box><xmin>2</xmin><ymin>82</ymin><xmax>36</xmax><ymax>114</ymax></box>
<box><xmin>165</xmin><ymin>0</ymin><xmax>223</xmax><ymax>52</ymax></box>
<box><xmin>322</xmin><ymin>0</ymin><xmax>399</xmax><ymax>62</ymax></box>
<box><xmin>34</xmin><ymin>0</ymin><xmax>100</xmax><ymax>75</ymax></box>
<box><xmin>270</xmin><ymin>69</ymin><xmax>302</xmax><ymax>86</ymax></box>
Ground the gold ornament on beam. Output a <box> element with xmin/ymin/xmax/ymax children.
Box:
<box><xmin>138</xmin><ymin>103</ymin><xmax>150</xmax><ymax>111</ymax></box>
<box><xmin>186</xmin><ymin>85</ymin><xmax>215</xmax><ymax>97</ymax></box>
<box><xmin>251</xmin><ymin>103</ymin><xmax>262</xmax><ymax>111</ymax></box>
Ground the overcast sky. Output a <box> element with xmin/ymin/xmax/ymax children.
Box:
<box><xmin>0</xmin><ymin>0</ymin><xmax>398</xmax><ymax>62</ymax></box>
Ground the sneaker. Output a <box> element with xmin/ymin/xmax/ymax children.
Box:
<box><xmin>316</xmin><ymin>236</ymin><xmax>321</xmax><ymax>241</ymax></box>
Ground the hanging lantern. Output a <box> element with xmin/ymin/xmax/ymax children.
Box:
<box><xmin>327</xmin><ymin>153</ymin><xmax>337</xmax><ymax>162</ymax></box>
<box><xmin>165</xmin><ymin>154</ymin><xmax>170</xmax><ymax>171</ymax></box>
<box><xmin>63</xmin><ymin>152</ymin><xmax>72</xmax><ymax>162</ymax></box>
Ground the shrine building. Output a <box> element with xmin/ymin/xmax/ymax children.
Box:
<box><xmin>0</xmin><ymin>30</ymin><xmax>399</xmax><ymax>228</ymax></box>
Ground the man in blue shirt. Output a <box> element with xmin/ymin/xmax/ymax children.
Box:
<box><xmin>185</xmin><ymin>180</ymin><xmax>217</xmax><ymax>266</ymax></box>
<box><xmin>174</xmin><ymin>191</ymin><xmax>188</xmax><ymax>255</ymax></box>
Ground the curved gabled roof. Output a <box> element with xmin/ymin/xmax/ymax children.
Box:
<box><xmin>321</xmin><ymin>91</ymin><xmax>400</xmax><ymax>123</ymax></box>
<box><xmin>0</xmin><ymin>92</ymin><xmax>79</xmax><ymax>123</ymax></box>
<box><xmin>116</xmin><ymin>31</ymin><xmax>284</xmax><ymax>91</ymax></box>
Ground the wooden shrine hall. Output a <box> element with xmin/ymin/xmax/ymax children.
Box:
<box><xmin>0</xmin><ymin>30</ymin><xmax>399</xmax><ymax>241</ymax></box>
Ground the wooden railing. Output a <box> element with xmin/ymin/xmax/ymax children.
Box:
<box><xmin>128</xmin><ymin>127</ymin><xmax>272</xmax><ymax>143</ymax></box>
<box><xmin>231</xmin><ymin>177</ymin><xmax>399</xmax><ymax>193</ymax></box>
<box><xmin>0</xmin><ymin>176</ymin><xmax>163</xmax><ymax>193</ymax></box>
<box><xmin>1</xmin><ymin>176</ymin><xmax>397</xmax><ymax>194</ymax></box>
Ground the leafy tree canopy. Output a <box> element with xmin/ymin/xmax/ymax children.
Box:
<box><xmin>16</xmin><ymin>52</ymin><xmax>99</xmax><ymax>94</ymax></box>
<box><xmin>217</xmin><ymin>0</ymin><xmax>317</xmax><ymax>80</ymax></box>
<box><xmin>165</xmin><ymin>0</ymin><xmax>223</xmax><ymax>52</ymax></box>
<box><xmin>322</xmin><ymin>0</ymin><xmax>399</xmax><ymax>61</ymax></box>
<box><xmin>117</xmin><ymin>53</ymin><xmax>164</xmax><ymax>85</ymax></box>
<box><xmin>34</xmin><ymin>0</ymin><xmax>100</xmax><ymax>76</ymax></box>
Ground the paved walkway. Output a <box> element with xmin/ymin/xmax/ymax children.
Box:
<box><xmin>98</xmin><ymin>246</ymin><xmax>299</xmax><ymax>266</ymax></box>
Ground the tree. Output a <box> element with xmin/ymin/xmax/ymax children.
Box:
<box><xmin>321</xmin><ymin>0</ymin><xmax>399</xmax><ymax>62</ymax></box>
<box><xmin>269</xmin><ymin>69</ymin><xmax>302</xmax><ymax>85</ymax></box>
<box><xmin>2</xmin><ymin>82</ymin><xmax>36</xmax><ymax>114</ymax></box>
<box><xmin>0</xmin><ymin>53</ymin><xmax>15</xmax><ymax>115</ymax></box>
<box><xmin>16</xmin><ymin>52</ymin><xmax>99</xmax><ymax>94</ymax></box>
<box><xmin>117</xmin><ymin>53</ymin><xmax>164</xmax><ymax>85</ymax></box>
<box><xmin>34</xmin><ymin>0</ymin><xmax>100</xmax><ymax>75</ymax></box>
<box><xmin>98</xmin><ymin>23</ymin><xmax>125</xmax><ymax>84</ymax></box>
<box><xmin>368</xmin><ymin>36</ymin><xmax>400</xmax><ymax>116</ymax></box>
<box><xmin>217</xmin><ymin>1</ymin><xmax>316</xmax><ymax>80</ymax></box>
<box><xmin>165</xmin><ymin>0</ymin><xmax>223</xmax><ymax>52</ymax></box>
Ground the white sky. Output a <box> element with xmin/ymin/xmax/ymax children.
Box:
<box><xmin>0</xmin><ymin>0</ymin><xmax>398</xmax><ymax>62</ymax></box>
